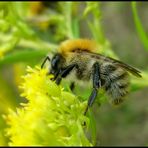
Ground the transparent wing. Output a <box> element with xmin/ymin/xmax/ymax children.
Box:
<box><xmin>83</xmin><ymin>51</ymin><xmax>142</xmax><ymax>78</ymax></box>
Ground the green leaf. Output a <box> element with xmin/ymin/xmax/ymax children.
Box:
<box><xmin>131</xmin><ymin>2</ymin><xmax>148</xmax><ymax>51</ymax></box>
<box><xmin>0</xmin><ymin>49</ymin><xmax>49</xmax><ymax>66</ymax></box>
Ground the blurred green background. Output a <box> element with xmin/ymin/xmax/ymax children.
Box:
<box><xmin>0</xmin><ymin>1</ymin><xmax>148</xmax><ymax>146</ymax></box>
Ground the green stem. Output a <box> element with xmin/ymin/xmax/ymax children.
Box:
<box><xmin>64</xmin><ymin>2</ymin><xmax>74</xmax><ymax>39</ymax></box>
<box><xmin>0</xmin><ymin>33</ymin><xmax>58</xmax><ymax>52</ymax></box>
<box><xmin>131</xmin><ymin>2</ymin><xmax>148</xmax><ymax>51</ymax></box>
<box><xmin>19</xmin><ymin>39</ymin><xmax>58</xmax><ymax>52</ymax></box>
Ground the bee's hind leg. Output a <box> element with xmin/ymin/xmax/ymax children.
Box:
<box><xmin>84</xmin><ymin>62</ymin><xmax>101</xmax><ymax>115</ymax></box>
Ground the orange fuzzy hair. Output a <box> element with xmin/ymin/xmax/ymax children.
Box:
<box><xmin>59</xmin><ymin>39</ymin><xmax>97</xmax><ymax>55</ymax></box>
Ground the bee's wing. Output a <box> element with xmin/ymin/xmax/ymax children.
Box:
<box><xmin>106</xmin><ymin>56</ymin><xmax>142</xmax><ymax>77</ymax></box>
<box><xmin>84</xmin><ymin>51</ymin><xmax>142</xmax><ymax>77</ymax></box>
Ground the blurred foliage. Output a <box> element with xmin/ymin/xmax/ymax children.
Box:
<box><xmin>0</xmin><ymin>1</ymin><xmax>147</xmax><ymax>146</ymax></box>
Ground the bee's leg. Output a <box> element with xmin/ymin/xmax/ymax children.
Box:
<box><xmin>41</xmin><ymin>56</ymin><xmax>50</xmax><ymax>69</ymax></box>
<box><xmin>70</xmin><ymin>82</ymin><xmax>75</xmax><ymax>92</ymax></box>
<box><xmin>84</xmin><ymin>62</ymin><xmax>101</xmax><ymax>115</ymax></box>
<box><xmin>55</xmin><ymin>64</ymin><xmax>77</xmax><ymax>85</ymax></box>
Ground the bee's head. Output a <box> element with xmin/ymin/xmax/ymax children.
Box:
<box><xmin>50</xmin><ymin>53</ymin><xmax>63</xmax><ymax>79</ymax></box>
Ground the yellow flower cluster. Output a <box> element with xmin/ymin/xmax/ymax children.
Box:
<box><xmin>5</xmin><ymin>66</ymin><xmax>91</xmax><ymax>146</ymax></box>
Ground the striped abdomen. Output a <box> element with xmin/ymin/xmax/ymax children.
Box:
<box><xmin>101</xmin><ymin>63</ymin><xmax>130</xmax><ymax>105</ymax></box>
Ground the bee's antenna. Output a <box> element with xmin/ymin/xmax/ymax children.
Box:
<box><xmin>41</xmin><ymin>56</ymin><xmax>50</xmax><ymax>69</ymax></box>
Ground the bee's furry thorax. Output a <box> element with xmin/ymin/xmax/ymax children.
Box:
<box><xmin>59</xmin><ymin>39</ymin><xmax>97</xmax><ymax>56</ymax></box>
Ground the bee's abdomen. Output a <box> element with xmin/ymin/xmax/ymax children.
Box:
<box><xmin>103</xmin><ymin>65</ymin><xmax>130</xmax><ymax>105</ymax></box>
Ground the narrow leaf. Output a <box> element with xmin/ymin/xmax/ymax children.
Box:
<box><xmin>0</xmin><ymin>49</ymin><xmax>49</xmax><ymax>66</ymax></box>
<box><xmin>131</xmin><ymin>2</ymin><xmax>148</xmax><ymax>50</ymax></box>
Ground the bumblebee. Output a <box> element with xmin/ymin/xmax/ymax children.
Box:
<box><xmin>41</xmin><ymin>39</ymin><xmax>142</xmax><ymax>115</ymax></box>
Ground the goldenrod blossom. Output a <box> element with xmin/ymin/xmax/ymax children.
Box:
<box><xmin>5</xmin><ymin>66</ymin><xmax>92</xmax><ymax>146</ymax></box>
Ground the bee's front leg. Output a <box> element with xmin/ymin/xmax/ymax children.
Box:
<box><xmin>84</xmin><ymin>62</ymin><xmax>101</xmax><ymax>115</ymax></box>
<box><xmin>55</xmin><ymin>64</ymin><xmax>77</xmax><ymax>85</ymax></box>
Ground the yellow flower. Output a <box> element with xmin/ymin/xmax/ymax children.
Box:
<box><xmin>5</xmin><ymin>66</ymin><xmax>91</xmax><ymax>146</ymax></box>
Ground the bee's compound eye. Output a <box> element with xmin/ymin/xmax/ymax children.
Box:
<box><xmin>51</xmin><ymin>54</ymin><xmax>61</xmax><ymax>69</ymax></box>
<box><xmin>51</xmin><ymin>58</ymin><xmax>57</xmax><ymax>68</ymax></box>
